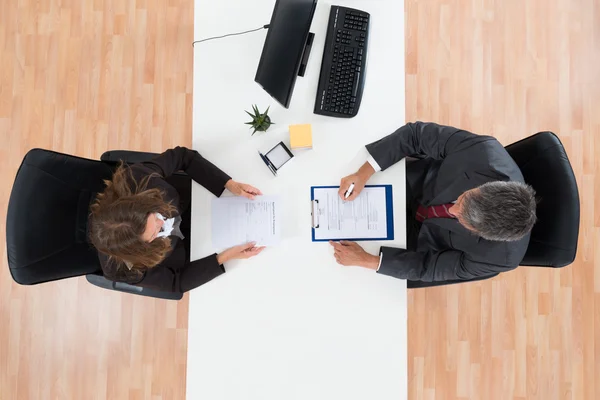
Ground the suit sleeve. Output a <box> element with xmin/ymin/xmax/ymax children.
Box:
<box><xmin>376</xmin><ymin>246</ymin><xmax>510</xmax><ymax>282</ymax></box>
<box><xmin>365</xmin><ymin>122</ymin><xmax>492</xmax><ymax>171</ymax></box>
<box><xmin>128</xmin><ymin>254</ymin><xmax>225</xmax><ymax>293</ymax></box>
<box><xmin>138</xmin><ymin>146</ymin><xmax>232</xmax><ymax>197</ymax></box>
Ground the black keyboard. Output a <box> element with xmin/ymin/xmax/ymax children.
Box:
<box><xmin>314</xmin><ymin>6</ymin><xmax>370</xmax><ymax>118</ymax></box>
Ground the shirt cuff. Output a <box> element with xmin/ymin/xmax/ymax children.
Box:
<box><xmin>366</xmin><ymin>153</ymin><xmax>382</xmax><ymax>172</ymax></box>
<box><xmin>376</xmin><ymin>253</ymin><xmax>383</xmax><ymax>271</ymax></box>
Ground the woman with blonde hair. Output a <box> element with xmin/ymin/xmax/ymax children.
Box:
<box><xmin>89</xmin><ymin>147</ymin><xmax>264</xmax><ymax>292</ymax></box>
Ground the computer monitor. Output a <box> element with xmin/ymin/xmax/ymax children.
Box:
<box><xmin>255</xmin><ymin>0</ymin><xmax>318</xmax><ymax>108</ymax></box>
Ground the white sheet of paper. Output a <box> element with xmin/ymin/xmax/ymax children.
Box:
<box><xmin>211</xmin><ymin>196</ymin><xmax>281</xmax><ymax>248</ymax></box>
<box><xmin>313</xmin><ymin>186</ymin><xmax>389</xmax><ymax>240</ymax></box>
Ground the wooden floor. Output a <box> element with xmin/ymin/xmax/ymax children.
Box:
<box><xmin>0</xmin><ymin>0</ymin><xmax>193</xmax><ymax>399</ymax></box>
<box><xmin>0</xmin><ymin>0</ymin><xmax>597</xmax><ymax>399</ymax></box>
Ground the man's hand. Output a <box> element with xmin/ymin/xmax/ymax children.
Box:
<box><xmin>217</xmin><ymin>242</ymin><xmax>265</xmax><ymax>265</ymax></box>
<box><xmin>338</xmin><ymin>161</ymin><xmax>376</xmax><ymax>201</ymax></box>
<box><xmin>225</xmin><ymin>179</ymin><xmax>263</xmax><ymax>200</ymax></box>
<box><xmin>329</xmin><ymin>241</ymin><xmax>380</xmax><ymax>270</ymax></box>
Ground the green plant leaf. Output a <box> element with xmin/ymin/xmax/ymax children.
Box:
<box><xmin>245</xmin><ymin>104</ymin><xmax>274</xmax><ymax>134</ymax></box>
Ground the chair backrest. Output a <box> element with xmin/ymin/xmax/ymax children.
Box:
<box><xmin>6</xmin><ymin>149</ymin><xmax>115</xmax><ymax>284</ymax></box>
<box><xmin>505</xmin><ymin>132</ymin><xmax>580</xmax><ymax>267</ymax></box>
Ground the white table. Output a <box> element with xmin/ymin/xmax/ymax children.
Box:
<box><xmin>189</xmin><ymin>1</ymin><xmax>406</xmax><ymax>399</ymax></box>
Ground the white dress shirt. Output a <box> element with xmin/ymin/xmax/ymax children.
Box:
<box><xmin>156</xmin><ymin>213</ymin><xmax>185</xmax><ymax>239</ymax></box>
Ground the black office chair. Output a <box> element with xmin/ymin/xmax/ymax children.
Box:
<box><xmin>407</xmin><ymin>131</ymin><xmax>580</xmax><ymax>289</ymax></box>
<box><xmin>6</xmin><ymin>148</ymin><xmax>186</xmax><ymax>300</ymax></box>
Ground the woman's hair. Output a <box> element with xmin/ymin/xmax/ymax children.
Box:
<box><xmin>89</xmin><ymin>164</ymin><xmax>177</xmax><ymax>273</ymax></box>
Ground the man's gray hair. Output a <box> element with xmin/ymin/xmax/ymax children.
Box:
<box><xmin>461</xmin><ymin>181</ymin><xmax>537</xmax><ymax>242</ymax></box>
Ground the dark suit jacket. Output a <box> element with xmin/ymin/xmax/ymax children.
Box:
<box><xmin>366</xmin><ymin>122</ymin><xmax>530</xmax><ymax>283</ymax></box>
<box><xmin>96</xmin><ymin>147</ymin><xmax>231</xmax><ymax>292</ymax></box>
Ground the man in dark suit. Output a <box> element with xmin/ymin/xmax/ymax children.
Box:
<box><xmin>330</xmin><ymin>122</ymin><xmax>537</xmax><ymax>285</ymax></box>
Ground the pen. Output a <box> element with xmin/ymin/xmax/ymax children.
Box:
<box><xmin>258</xmin><ymin>151</ymin><xmax>277</xmax><ymax>176</ymax></box>
<box><xmin>344</xmin><ymin>183</ymin><xmax>355</xmax><ymax>199</ymax></box>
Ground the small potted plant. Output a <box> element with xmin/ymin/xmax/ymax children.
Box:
<box><xmin>245</xmin><ymin>105</ymin><xmax>274</xmax><ymax>135</ymax></box>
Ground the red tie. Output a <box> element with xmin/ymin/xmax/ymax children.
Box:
<box><xmin>415</xmin><ymin>203</ymin><xmax>456</xmax><ymax>222</ymax></box>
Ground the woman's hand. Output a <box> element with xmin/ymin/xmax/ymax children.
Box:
<box><xmin>217</xmin><ymin>242</ymin><xmax>265</xmax><ymax>265</ymax></box>
<box><xmin>338</xmin><ymin>162</ymin><xmax>376</xmax><ymax>201</ymax></box>
<box><xmin>225</xmin><ymin>179</ymin><xmax>263</xmax><ymax>200</ymax></box>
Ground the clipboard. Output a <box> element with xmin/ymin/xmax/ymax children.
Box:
<box><xmin>310</xmin><ymin>185</ymin><xmax>394</xmax><ymax>242</ymax></box>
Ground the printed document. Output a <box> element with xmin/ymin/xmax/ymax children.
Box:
<box><xmin>312</xmin><ymin>186</ymin><xmax>389</xmax><ymax>240</ymax></box>
<box><xmin>211</xmin><ymin>196</ymin><xmax>281</xmax><ymax>248</ymax></box>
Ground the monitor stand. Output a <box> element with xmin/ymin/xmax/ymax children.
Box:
<box><xmin>297</xmin><ymin>32</ymin><xmax>315</xmax><ymax>77</ymax></box>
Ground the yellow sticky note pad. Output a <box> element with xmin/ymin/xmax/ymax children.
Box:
<box><xmin>289</xmin><ymin>124</ymin><xmax>313</xmax><ymax>150</ymax></box>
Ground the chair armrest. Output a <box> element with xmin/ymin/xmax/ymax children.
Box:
<box><xmin>407</xmin><ymin>273</ymin><xmax>499</xmax><ymax>289</ymax></box>
<box><xmin>86</xmin><ymin>274</ymin><xmax>183</xmax><ymax>300</ymax></box>
<box><xmin>100</xmin><ymin>150</ymin><xmax>159</xmax><ymax>164</ymax></box>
